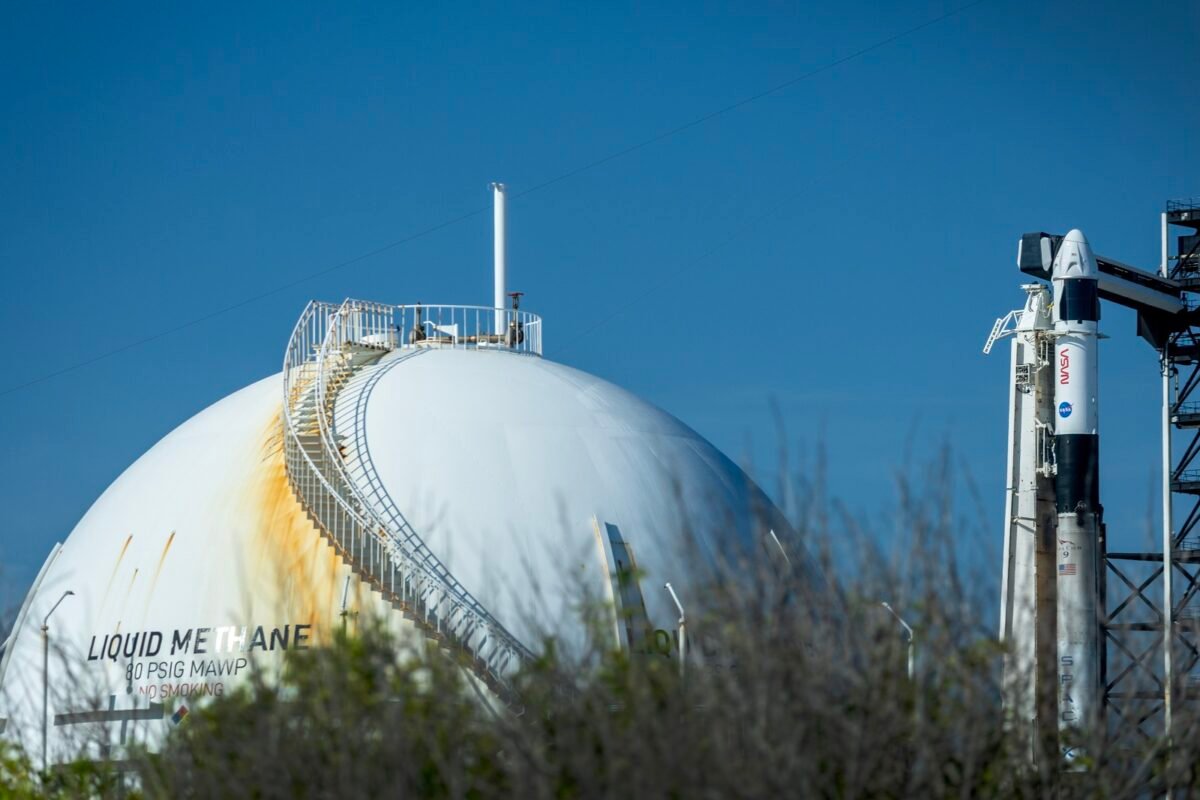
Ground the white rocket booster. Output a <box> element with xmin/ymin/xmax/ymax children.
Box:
<box><xmin>1051</xmin><ymin>229</ymin><xmax>1101</xmax><ymax>753</ymax></box>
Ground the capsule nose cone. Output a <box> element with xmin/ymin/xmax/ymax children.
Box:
<box><xmin>1063</xmin><ymin>229</ymin><xmax>1089</xmax><ymax>247</ymax></box>
<box><xmin>1053</xmin><ymin>229</ymin><xmax>1098</xmax><ymax>279</ymax></box>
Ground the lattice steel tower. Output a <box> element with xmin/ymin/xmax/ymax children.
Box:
<box><xmin>1102</xmin><ymin>199</ymin><xmax>1200</xmax><ymax>745</ymax></box>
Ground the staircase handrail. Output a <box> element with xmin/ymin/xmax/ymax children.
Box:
<box><xmin>281</xmin><ymin>299</ymin><xmax>536</xmax><ymax>688</ymax></box>
<box><xmin>316</xmin><ymin>301</ymin><xmax>534</xmax><ymax>657</ymax></box>
<box><xmin>313</xmin><ymin>299</ymin><xmax>535</xmax><ymax>665</ymax></box>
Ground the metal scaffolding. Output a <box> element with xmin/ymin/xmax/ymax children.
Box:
<box><xmin>1102</xmin><ymin>200</ymin><xmax>1200</xmax><ymax>745</ymax></box>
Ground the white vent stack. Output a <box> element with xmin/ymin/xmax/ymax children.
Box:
<box><xmin>492</xmin><ymin>182</ymin><xmax>507</xmax><ymax>332</ymax></box>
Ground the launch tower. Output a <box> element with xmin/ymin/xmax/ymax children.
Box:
<box><xmin>989</xmin><ymin>200</ymin><xmax>1200</xmax><ymax>760</ymax></box>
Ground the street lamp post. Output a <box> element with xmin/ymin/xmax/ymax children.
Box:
<box><xmin>880</xmin><ymin>601</ymin><xmax>915</xmax><ymax>681</ymax></box>
<box><xmin>41</xmin><ymin>590</ymin><xmax>74</xmax><ymax>773</ymax></box>
<box><xmin>665</xmin><ymin>583</ymin><xmax>687</xmax><ymax>678</ymax></box>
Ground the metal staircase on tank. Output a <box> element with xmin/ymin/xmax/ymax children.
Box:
<box><xmin>280</xmin><ymin>298</ymin><xmax>543</xmax><ymax>701</ymax></box>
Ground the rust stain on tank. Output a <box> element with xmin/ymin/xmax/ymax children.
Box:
<box><xmin>114</xmin><ymin>568</ymin><xmax>140</xmax><ymax>626</ymax></box>
<box><xmin>141</xmin><ymin>530</ymin><xmax>176</xmax><ymax>610</ymax></box>
<box><xmin>156</xmin><ymin>531</ymin><xmax>176</xmax><ymax>574</ymax></box>
<box><xmin>239</xmin><ymin>410</ymin><xmax>356</xmax><ymax>643</ymax></box>
<box><xmin>100</xmin><ymin>534</ymin><xmax>134</xmax><ymax>611</ymax></box>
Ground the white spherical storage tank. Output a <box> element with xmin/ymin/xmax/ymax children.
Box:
<box><xmin>0</xmin><ymin>298</ymin><xmax>800</xmax><ymax>764</ymax></box>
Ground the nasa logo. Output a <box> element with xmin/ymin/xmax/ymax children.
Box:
<box><xmin>1059</xmin><ymin>401</ymin><xmax>1073</xmax><ymax>418</ymax></box>
<box><xmin>1059</xmin><ymin>348</ymin><xmax>1070</xmax><ymax>385</ymax></box>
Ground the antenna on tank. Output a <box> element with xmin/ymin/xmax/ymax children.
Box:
<box><xmin>491</xmin><ymin>182</ymin><xmax>507</xmax><ymax>333</ymax></box>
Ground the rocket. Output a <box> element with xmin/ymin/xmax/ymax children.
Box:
<box><xmin>1051</xmin><ymin>229</ymin><xmax>1101</xmax><ymax>754</ymax></box>
<box><xmin>997</xmin><ymin>224</ymin><xmax>1185</xmax><ymax>762</ymax></box>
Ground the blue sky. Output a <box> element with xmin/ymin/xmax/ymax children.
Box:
<box><xmin>1</xmin><ymin>1</ymin><xmax>1197</xmax><ymax>605</ymax></box>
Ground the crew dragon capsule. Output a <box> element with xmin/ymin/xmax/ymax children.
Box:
<box><xmin>1051</xmin><ymin>229</ymin><xmax>1102</xmax><ymax>747</ymax></box>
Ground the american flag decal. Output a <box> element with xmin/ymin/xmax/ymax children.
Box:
<box><xmin>1059</xmin><ymin>563</ymin><xmax>1077</xmax><ymax>576</ymax></box>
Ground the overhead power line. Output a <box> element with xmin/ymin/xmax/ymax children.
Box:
<box><xmin>0</xmin><ymin>0</ymin><xmax>987</xmax><ymax>399</ymax></box>
<box><xmin>0</xmin><ymin>206</ymin><xmax>489</xmax><ymax>398</ymax></box>
<box><xmin>559</xmin><ymin>188</ymin><xmax>809</xmax><ymax>354</ymax></box>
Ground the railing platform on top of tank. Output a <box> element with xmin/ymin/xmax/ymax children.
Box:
<box><xmin>334</xmin><ymin>302</ymin><xmax>543</xmax><ymax>357</ymax></box>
